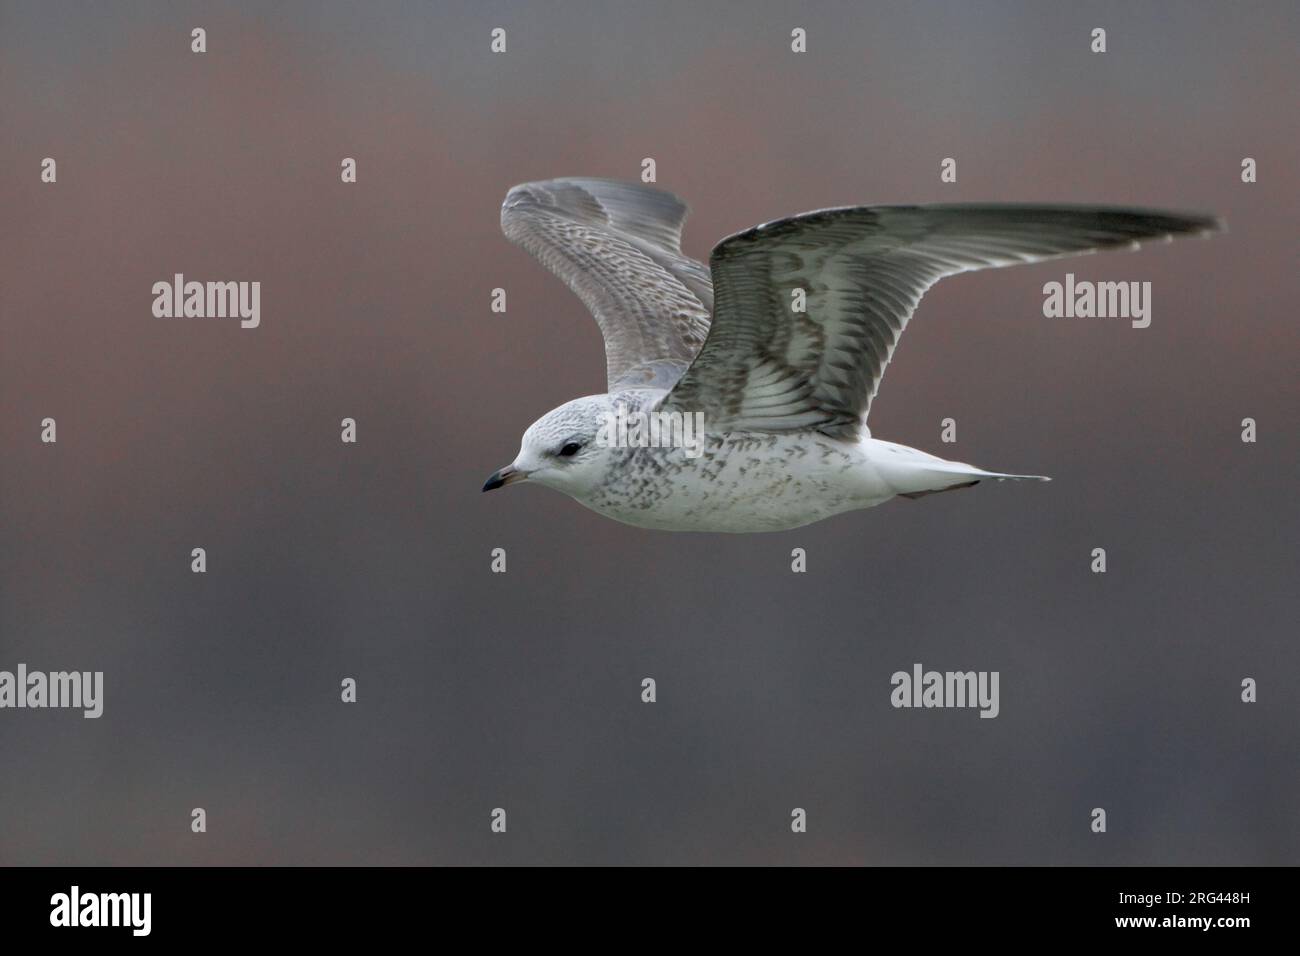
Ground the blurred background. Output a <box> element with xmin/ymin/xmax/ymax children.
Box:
<box><xmin>1</xmin><ymin>0</ymin><xmax>1296</xmax><ymax>865</ymax></box>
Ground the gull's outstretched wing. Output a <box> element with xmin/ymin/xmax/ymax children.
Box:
<box><xmin>662</xmin><ymin>204</ymin><xmax>1220</xmax><ymax>439</ymax></box>
<box><xmin>501</xmin><ymin>177</ymin><xmax>713</xmax><ymax>390</ymax></box>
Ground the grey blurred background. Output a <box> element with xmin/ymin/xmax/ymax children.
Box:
<box><xmin>1</xmin><ymin>0</ymin><xmax>1296</xmax><ymax>865</ymax></box>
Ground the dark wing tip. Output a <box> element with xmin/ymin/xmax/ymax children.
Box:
<box><xmin>934</xmin><ymin>203</ymin><xmax>1224</xmax><ymax>241</ymax></box>
<box><xmin>1092</xmin><ymin>207</ymin><xmax>1223</xmax><ymax>239</ymax></box>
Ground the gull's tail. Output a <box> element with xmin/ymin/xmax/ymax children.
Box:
<box><xmin>975</xmin><ymin>469</ymin><xmax>1052</xmax><ymax>483</ymax></box>
<box><xmin>868</xmin><ymin>440</ymin><xmax>1051</xmax><ymax>499</ymax></box>
<box><xmin>897</xmin><ymin>469</ymin><xmax>1050</xmax><ymax>499</ymax></box>
<box><xmin>926</xmin><ymin>458</ymin><xmax>1052</xmax><ymax>484</ymax></box>
<box><xmin>890</xmin><ymin>456</ymin><xmax>1051</xmax><ymax>500</ymax></box>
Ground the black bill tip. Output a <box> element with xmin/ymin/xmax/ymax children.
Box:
<box><xmin>482</xmin><ymin>465</ymin><xmax>521</xmax><ymax>492</ymax></box>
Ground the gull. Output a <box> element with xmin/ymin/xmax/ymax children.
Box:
<box><xmin>483</xmin><ymin>178</ymin><xmax>1218</xmax><ymax>532</ymax></box>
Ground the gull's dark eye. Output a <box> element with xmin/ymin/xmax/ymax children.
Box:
<box><xmin>558</xmin><ymin>442</ymin><xmax>583</xmax><ymax>458</ymax></box>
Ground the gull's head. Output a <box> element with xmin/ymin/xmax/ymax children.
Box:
<box><xmin>483</xmin><ymin>394</ymin><xmax>615</xmax><ymax>498</ymax></box>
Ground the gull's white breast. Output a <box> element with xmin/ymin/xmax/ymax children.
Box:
<box><xmin>580</xmin><ymin>432</ymin><xmax>920</xmax><ymax>532</ymax></box>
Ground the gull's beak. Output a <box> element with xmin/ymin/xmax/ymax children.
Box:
<box><xmin>482</xmin><ymin>464</ymin><xmax>527</xmax><ymax>492</ymax></box>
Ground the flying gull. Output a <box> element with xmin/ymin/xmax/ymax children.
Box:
<box><xmin>483</xmin><ymin>178</ymin><xmax>1219</xmax><ymax>532</ymax></box>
